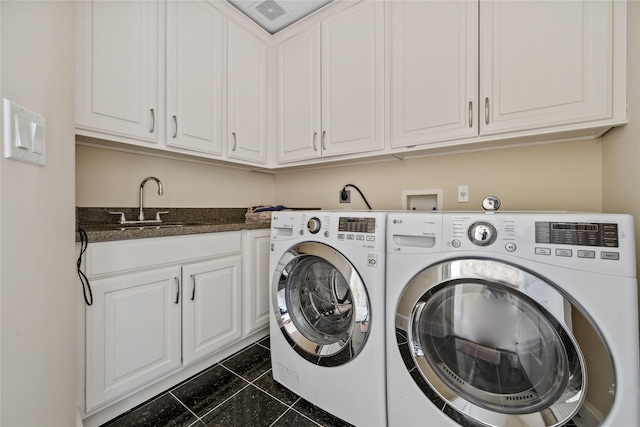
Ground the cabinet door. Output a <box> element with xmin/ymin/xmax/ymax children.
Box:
<box><xmin>166</xmin><ymin>0</ymin><xmax>224</xmax><ymax>154</ymax></box>
<box><xmin>480</xmin><ymin>0</ymin><xmax>613</xmax><ymax>135</ymax></box>
<box><xmin>322</xmin><ymin>1</ymin><xmax>384</xmax><ymax>156</ymax></box>
<box><xmin>243</xmin><ymin>229</ymin><xmax>271</xmax><ymax>335</ymax></box>
<box><xmin>85</xmin><ymin>267</ymin><xmax>182</xmax><ymax>412</ymax></box>
<box><xmin>227</xmin><ymin>22</ymin><xmax>268</xmax><ymax>164</ymax></box>
<box><xmin>390</xmin><ymin>1</ymin><xmax>478</xmax><ymax>148</ymax></box>
<box><xmin>277</xmin><ymin>24</ymin><xmax>322</xmax><ymax>163</ymax></box>
<box><xmin>76</xmin><ymin>0</ymin><xmax>159</xmax><ymax>143</ymax></box>
<box><xmin>182</xmin><ymin>256</ymin><xmax>242</xmax><ymax>366</ymax></box>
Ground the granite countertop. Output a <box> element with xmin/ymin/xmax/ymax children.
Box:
<box><xmin>77</xmin><ymin>207</ymin><xmax>271</xmax><ymax>243</ymax></box>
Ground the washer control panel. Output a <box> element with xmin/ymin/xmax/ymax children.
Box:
<box><xmin>271</xmin><ymin>211</ymin><xmax>385</xmax><ymax>251</ymax></box>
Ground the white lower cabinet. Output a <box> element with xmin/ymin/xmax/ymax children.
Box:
<box><xmin>81</xmin><ymin>231</ymin><xmax>267</xmax><ymax>414</ymax></box>
<box><xmin>243</xmin><ymin>229</ymin><xmax>271</xmax><ymax>335</ymax></box>
<box><xmin>85</xmin><ymin>267</ymin><xmax>182</xmax><ymax>412</ymax></box>
<box><xmin>182</xmin><ymin>256</ymin><xmax>242</xmax><ymax>366</ymax></box>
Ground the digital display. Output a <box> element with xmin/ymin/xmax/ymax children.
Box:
<box><xmin>338</xmin><ymin>217</ymin><xmax>376</xmax><ymax>233</ymax></box>
<box><xmin>552</xmin><ymin>223</ymin><xmax>599</xmax><ymax>232</ymax></box>
<box><xmin>535</xmin><ymin>222</ymin><xmax>618</xmax><ymax>248</ymax></box>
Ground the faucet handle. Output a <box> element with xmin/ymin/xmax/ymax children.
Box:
<box><xmin>108</xmin><ymin>211</ymin><xmax>127</xmax><ymax>224</ymax></box>
<box><xmin>155</xmin><ymin>211</ymin><xmax>169</xmax><ymax>222</ymax></box>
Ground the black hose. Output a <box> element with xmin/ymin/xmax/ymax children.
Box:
<box><xmin>342</xmin><ymin>184</ymin><xmax>373</xmax><ymax>210</ymax></box>
<box><xmin>77</xmin><ymin>228</ymin><xmax>93</xmax><ymax>306</ymax></box>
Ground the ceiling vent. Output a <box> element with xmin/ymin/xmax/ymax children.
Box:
<box><xmin>228</xmin><ymin>0</ymin><xmax>333</xmax><ymax>34</ymax></box>
<box><xmin>255</xmin><ymin>0</ymin><xmax>287</xmax><ymax>22</ymax></box>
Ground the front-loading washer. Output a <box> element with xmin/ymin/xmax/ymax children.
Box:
<box><xmin>270</xmin><ymin>211</ymin><xmax>387</xmax><ymax>426</ymax></box>
<box><xmin>386</xmin><ymin>211</ymin><xmax>639</xmax><ymax>427</ymax></box>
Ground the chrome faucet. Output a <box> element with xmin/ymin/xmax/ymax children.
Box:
<box><xmin>139</xmin><ymin>176</ymin><xmax>163</xmax><ymax>221</ymax></box>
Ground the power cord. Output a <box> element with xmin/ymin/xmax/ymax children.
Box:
<box><xmin>77</xmin><ymin>228</ymin><xmax>93</xmax><ymax>306</ymax></box>
<box><xmin>341</xmin><ymin>184</ymin><xmax>373</xmax><ymax>210</ymax></box>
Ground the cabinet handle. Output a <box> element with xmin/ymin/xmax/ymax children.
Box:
<box><xmin>468</xmin><ymin>101</ymin><xmax>473</xmax><ymax>128</ymax></box>
<box><xmin>174</xmin><ymin>277</ymin><xmax>180</xmax><ymax>304</ymax></box>
<box><xmin>312</xmin><ymin>132</ymin><xmax>318</xmax><ymax>151</ymax></box>
<box><xmin>231</xmin><ymin>132</ymin><xmax>237</xmax><ymax>151</ymax></box>
<box><xmin>321</xmin><ymin>130</ymin><xmax>327</xmax><ymax>150</ymax></box>
<box><xmin>172</xmin><ymin>115</ymin><xmax>178</xmax><ymax>138</ymax></box>
<box><xmin>190</xmin><ymin>275</ymin><xmax>196</xmax><ymax>301</ymax></box>
<box><xmin>484</xmin><ymin>98</ymin><xmax>489</xmax><ymax>125</ymax></box>
<box><xmin>149</xmin><ymin>108</ymin><xmax>155</xmax><ymax>133</ymax></box>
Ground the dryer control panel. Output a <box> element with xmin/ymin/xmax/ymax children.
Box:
<box><xmin>387</xmin><ymin>212</ymin><xmax>636</xmax><ymax>278</ymax></box>
<box><xmin>535</xmin><ymin>221</ymin><xmax>619</xmax><ymax>247</ymax></box>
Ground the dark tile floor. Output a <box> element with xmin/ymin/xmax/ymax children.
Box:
<box><xmin>102</xmin><ymin>336</ymin><xmax>352</xmax><ymax>427</ymax></box>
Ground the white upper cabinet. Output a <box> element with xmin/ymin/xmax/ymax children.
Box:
<box><xmin>390</xmin><ymin>1</ymin><xmax>478</xmax><ymax>148</ymax></box>
<box><xmin>77</xmin><ymin>0</ymin><xmax>626</xmax><ymax>168</ymax></box>
<box><xmin>166</xmin><ymin>0</ymin><xmax>224</xmax><ymax>155</ymax></box>
<box><xmin>277</xmin><ymin>1</ymin><xmax>384</xmax><ymax>164</ymax></box>
<box><xmin>227</xmin><ymin>21</ymin><xmax>269</xmax><ymax>164</ymax></box>
<box><xmin>76</xmin><ymin>1</ymin><xmax>159</xmax><ymax>143</ymax></box>
<box><xmin>480</xmin><ymin>0</ymin><xmax>618</xmax><ymax>135</ymax></box>
<box><xmin>390</xmin><ymin>0</ymin><xmax>626</xmax><ymax>150</ymax></box>
<box><xmin>321</xmin><ymin>1</ymin><xmax>385</xmax><ymax>157</ymax></box>
<box><xmin>277</xmin><ymin>24</ymin><xmax>322</xmax><ymax>163</ymax></box>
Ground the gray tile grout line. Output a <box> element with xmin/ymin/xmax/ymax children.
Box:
<box><xmin>167</xmin><ymin>341</ymin><xmax>270</xmax><ymax>425</ymax></box>
<box><xmin>268</xmin><ymin>406</ymin><xmax>323</xmax><ymax>427</ymax></box>
<box><xmin>110</xmin><ymin>338</ymin><xmax>335</xmax><ymax>427</ymax></box>
<box><xmin>168</xmin><ymin>390</ymin><xmax>204</xmax><ymax>424</ymax></box>
<box><xmin>251</xmin><ymin>369</ymin><xmax>323</xmax><ymax>427</ymax></box>
<box><xmin>195</xmin><ymin>365</ymin><xmax>254</xmax><ymax>421</ymax></box>
<box><xmin>170</xmin><ymin>340</ymin><xmax>268</xmax><ymax>424</ymax></box>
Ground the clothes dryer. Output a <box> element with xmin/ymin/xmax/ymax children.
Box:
<box><xmin>386</xmin><ymin>211</ymin><xmax>639</xmax><ymax>427</ymax></box>
<box><xmin>270</xmin><ymin>211</ymin><xmax>386</xmax><ymax>426</ymax></box>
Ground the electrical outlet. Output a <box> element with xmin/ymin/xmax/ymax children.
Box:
<box><xmin>340</xmin><ymin>189</ymin><xmax>351</xmax><ymax>203</ymax></box>
<box><xmin>457</xmin><ymin>185</ymin><xmax>469</xmax><ymax>203</ymax></box>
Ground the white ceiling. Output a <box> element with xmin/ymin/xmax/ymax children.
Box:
<box><xmin>228</xmin><ymin>0</ymin><xmax>333</xmax><ymax>34</ymax></box>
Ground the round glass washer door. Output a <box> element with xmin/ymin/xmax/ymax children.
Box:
<box><xmin>395</xmin><ymin>258</ymin><xmax>612</xmax><ymax>427</ymax></box>
<box><xmin>273</xmin><ymin>242</ymin><xmax>371</xmax><ymax>366</ymax></box>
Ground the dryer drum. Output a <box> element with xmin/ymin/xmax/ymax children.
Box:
<box><xmin>412</xmin><ymin>281</ymin><xmax>575</xmax><ymax>414</ymax></box>
<box><xmin>395</xmin><ymin>258</ymin><xmax>608</xmax><ymax>427</ymax></box>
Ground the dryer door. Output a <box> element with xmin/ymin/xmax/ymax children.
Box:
<box><xmin>395</xmin><ymin>258</ymin><xmax>614</xmax><ymax>427</ymax></box>
<box><xmin>273</xmin><ymin>242</ymin><xmax>371</xmax><ymax>366</ymax></box>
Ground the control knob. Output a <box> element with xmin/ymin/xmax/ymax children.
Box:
<box><xmin>307</xmin><ymin>217</ymin><xmax>321</xmax><ymax>234</ymax></box>
<box><xmin>468</xmin><ymin>222</ymin><xmax>497</xmax><ymax>246</ymax></box>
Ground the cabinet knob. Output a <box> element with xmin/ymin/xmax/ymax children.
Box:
<box><xmin>468</xmin><ymin>101</ymin><xmax>473</xmax><ymax>128</ymax></box>
<box><xmin>231</xmin><ymin>132</ymin><xmax>237</xmax><ymax>151</ymax></box>
<box><xmin>312</xmin><ymin>132</ymin><xmax>318</xmax><ymax>151</ymax></box>
<box><xmin>190</xmin><ymin>275</ymin><xmax>196</xmax><ymax>301</ymax></box>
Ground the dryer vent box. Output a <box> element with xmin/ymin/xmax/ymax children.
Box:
<box><xmin>402</xmin><ymin>190</ymin><xmax>443</xmax><ymax>211</ymax></box>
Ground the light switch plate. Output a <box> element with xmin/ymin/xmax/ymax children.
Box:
<box><xmin>3</xmin><ymin>98</ymin><xmax>46</xmax><ymax>166</ymax></box>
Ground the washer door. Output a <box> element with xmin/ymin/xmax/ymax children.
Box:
<box><xmin>273</xmin><ymin>242</ymin><xmax>370</xmax><ymax>366</ymax></box>
<box><xmin>396</xmin><ymin>258</ymin><xmax>614</xmax><ymax>427</ymax></box>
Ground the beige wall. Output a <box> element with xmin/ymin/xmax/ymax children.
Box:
<box><xmin>77</xmin><ymin>138</ymin><xmax>603</xmax><ymax>213</ymax></box>
<box><xmin>603</xmin><ymin>0</ymin><xmax>640</xmax><ymax>269</ymax></box>
<box><xmin>274</xmin><ymin>140</ymin><xmax>603</xmax><ymax>212</ymax></box>
<box><xmin>1</xmin><ymin>1</ymin><xmax>76</xmax><ymax>425</ymax></box>
<box><xmin>76</xmin><ymin>145</ymin><xmax>275</xmax><ymax>208</ymax></box>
